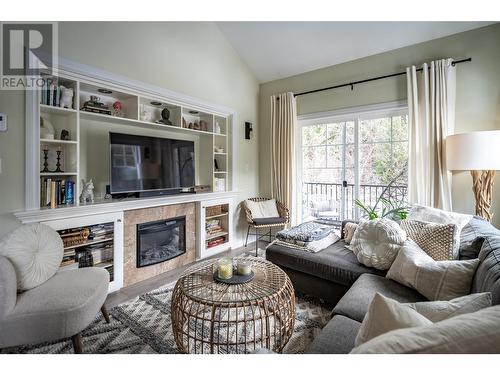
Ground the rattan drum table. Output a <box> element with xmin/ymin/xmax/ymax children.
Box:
<box><xmin>171</xmin><ymin>257</ymin><xmax>295</xmax><ymax>354</ymax></box>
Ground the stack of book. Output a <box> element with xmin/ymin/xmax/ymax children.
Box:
<box><xmin>40</xmin><ymin>77</ymin><xmax>71</xmax><ymax>108</ymax></box>
<box><xmin>206</xmin><ymin>219</ymin><xmax>224</xmax><ymax>236</ymax></box>
<box><xmin>89</xmin><ymin>223</ymin><xmax>114</xmax><ymax>240</ymax></box>
<box><xmin>40</xmin><ymin>178</ymin><xmax>75</xmax><ymax>208</ymax></box>
<box><xmin>207</xmin><ymin>237</ymin><xmax>226</xmax><ymax>248</ymax></box>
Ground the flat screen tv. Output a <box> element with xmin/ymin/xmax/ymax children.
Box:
<box><xmin>109</xmin><ymin>132</ymin><xmax>195</xmax><ymax>196</ymax></box>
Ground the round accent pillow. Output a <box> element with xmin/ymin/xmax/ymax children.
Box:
<box><xmin>0</xmin><ymin>223</ymin><xmax>63</xmax><ymax>291</ymax></box>
<box><xmin>348</xmin><ymin>219</ymin><xmax>406</xmax><ymax>270</ymax></box>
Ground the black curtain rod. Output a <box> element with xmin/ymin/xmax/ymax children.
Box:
<box><xmin>276</xmin><ymin>58</ymin><xmax>471</xmax><ymax>99</ymax></box>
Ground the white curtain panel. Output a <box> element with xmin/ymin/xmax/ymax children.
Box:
<box><xmin>270</xmin><ymin>92</ymin><xmax>297</xmax><ymax>225</ymax></box>
<box><xmin>406</xmin><ymin>58</ymin><xmax>456</xmax><ymax>210</ymax></box>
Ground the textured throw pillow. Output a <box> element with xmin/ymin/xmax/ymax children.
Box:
<box><xmin>0</xmin><ymin>223</ymin><xmax>63</xmax><ymax>291</ymax></box>
<box><xmin>401</xmin><ymin>219</ymin><xmax>458</xmax><ymax>260</ymax></box>
<box><xmin>348</xmin><ymin>219</ymin><xmax>406</xmax><ymax>270</ymax></box>
<box><xmin>405</xmin><ymin>292</ymin><xmax>492</xmax><ymax>322</ymax></box>
<box><xmin>351</xmin><ymin>305</ymin><xmax>500</xmax><ymax>354</ymax></box>
<box><xmin>355</xmin><ymin>293</ymin><xmax>432</xmax><ymax>346</ymax></box>
<box><xmin>245</xmin><ymin>199</ymin><xmax>279</xmax><ymax>219</ymax></box>
<box><xmin>343</xmin><ymin>222</ymin><xmax>358</xmax><ymax>245</ymax></box>
<box><xmin>386</xmin><ymin>240</ymin><xmax>480</xmax><ymax>300</ymax></box>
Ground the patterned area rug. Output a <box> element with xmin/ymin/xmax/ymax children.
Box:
<box><xmin>7</xmin><ymin>283</ymin><xmax>331</xmax><ymax>354</ymax></box>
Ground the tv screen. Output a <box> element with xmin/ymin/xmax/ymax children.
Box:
<box><xmin>109</xmin><ymin>132</ymin><xmax>195</xmax><ymax>194</ymax></box>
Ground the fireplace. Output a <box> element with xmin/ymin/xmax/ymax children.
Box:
<box><xmin>136</xmin><ymin>216</ymin><xmax>186</xmax><ymax>268</ymax></box>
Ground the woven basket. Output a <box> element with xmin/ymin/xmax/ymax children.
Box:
<box><xmin>206</xmin><ymin>205</ymin><xmax>223</xmax><ymax>217</ymax></box>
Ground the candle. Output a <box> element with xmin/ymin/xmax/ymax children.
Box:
<box><xmin>217</xmin><ymin>257</ymin><xmax>233</xmax><ymax>280</ymax></box>
<box><xmin>237</xmin><ymin>260</ymin><xmax>251</xmax><ymax>276</ymax></box>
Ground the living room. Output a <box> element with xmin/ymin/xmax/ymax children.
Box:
<box><xmin>1</xmin><ymin>1</ymin><xmax>500</xmax><ymax>373</ymax></box>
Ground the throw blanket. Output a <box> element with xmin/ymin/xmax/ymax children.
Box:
<box><xmin>267</xmin><ymin>233</ymin><xmax>340</xmax><ymax>253</ymax></box>
<box><xmin>276</xmin><ymin>221</ymin><xmax>333</xmax><ymax>243</ymax></box>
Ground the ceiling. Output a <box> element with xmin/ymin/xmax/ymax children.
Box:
<box><xmin>217</xmin><ymin>22</ymin><xmax>494</xmax><ymax>82</ymax></box>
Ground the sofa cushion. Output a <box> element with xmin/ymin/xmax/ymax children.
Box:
<box><xmin>332</xmin><ymin>273</ymin><xmax>426</xmax><ymax>322</ymax></box>
<box><xmin>471</xmin><ymin>236</ymin><xmax>500</xmax><ymax>305</ymax></box>
<box><xmin>266</xmin><ymin>240</ymin><xmax>385</xmax><ymax>287</ymax></box>
<box><xmin>252</xmin><ymin>217</ymin><xmax>286</xmax><ymax>226</ymax></box>
<box><xmin>306</xmin><ymin>315</ymin><xmax>361</xmax><ymax>354</ymax></box>
<box><xmin>460</xmin><ymin>216</ymin><xmax>500</xmax><ymax>260</ymax></box>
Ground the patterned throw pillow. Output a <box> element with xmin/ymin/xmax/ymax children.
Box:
<box><xmin>343</xmin><ymin>222</ymin><xmax>358</xmax><ymax>244</ymax></box>
<box><xmin>401</xmin><ymin>219</ymin><xmax>458</xmax><ymax>260</ymax></box>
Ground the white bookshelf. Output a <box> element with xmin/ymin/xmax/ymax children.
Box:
<box><xmin>198</xmin><ymin>199</ymin><xmax>233</xmax><ymax>259</ymax></box>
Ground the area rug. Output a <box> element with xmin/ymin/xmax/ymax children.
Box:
<box><xmin>7</xmin><ymin>283</ymin><xmax>332</xmax><ymax>354</ymax></box>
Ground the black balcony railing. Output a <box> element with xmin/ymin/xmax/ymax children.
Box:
<box><xmin>302</xmin><ymin>182</ymin><xmax>407</xmax><ymax>221</ymax></box>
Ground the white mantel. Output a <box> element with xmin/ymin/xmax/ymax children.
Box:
<box><xmin>15</xmin><ymin>190</ymin><xmax>239</xmax><ymax>223</ymax></box>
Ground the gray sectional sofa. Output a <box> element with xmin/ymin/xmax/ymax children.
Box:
<box><xmin>265</xmin><ymin>217</ymin><xmax>500</xmax><ymax>354</ymax></box>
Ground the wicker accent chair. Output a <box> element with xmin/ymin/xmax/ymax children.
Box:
<box><xmin>243</xmin><ymin>198</ymin><xmax>290</xmax><ymax>256</ymax></box>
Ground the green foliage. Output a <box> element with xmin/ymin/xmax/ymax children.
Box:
<box><xmin>355</xmin><ymin>197</ymin><xmax>409</xmax><ymax>221</ymax></box>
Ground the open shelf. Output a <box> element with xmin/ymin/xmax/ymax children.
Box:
<box><xmin>63</xmin><ymin>236</ymin><xmax>113</xmax><ymax>251</ymax></box>
<box><xmin>40</xmin><ymin>172</ymin><xmax>77</xmax><ymax>176</ymax></box>
<box><xmin>40</xmin><ymin>139</ymin><xmax>78</xmax><ymax>145</ymax></box>
<box><xmin>40</xmin><ymin>104</ymin><xmax>78</xmax><ymax>115</ymax></box>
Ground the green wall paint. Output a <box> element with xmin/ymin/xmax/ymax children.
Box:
<box><xmin>259</xmin><ymin>23</ymin><xmax>500</xmax><ymax>226</ymax></box>
<box><xmin>0</xmin><ymin>22</ymin><xmax>260</xmax><ymax>242</ymax></box>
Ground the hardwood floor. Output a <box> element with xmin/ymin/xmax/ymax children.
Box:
<box><xmin>105</xmin><ymin>240</ymin><xmax>269</xmax><ymax>308</ymax></box>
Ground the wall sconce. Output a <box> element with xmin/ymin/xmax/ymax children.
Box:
<box><xmin>245</xmin><ymin>122</ymin><xmax>253</xmax><ymax>140</ymax></box>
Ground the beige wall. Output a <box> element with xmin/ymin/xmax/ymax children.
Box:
<box><xmin>0</xmin><ymin>22</ymin><xmax>260</xmax><ymax>243</ymax></box>
<box><xmin>259</xmin><ymin>23</ymin><xmax>500</xmax><ymax>227</ymax></box>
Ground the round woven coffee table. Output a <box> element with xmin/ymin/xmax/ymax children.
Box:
<box><xmin>171</xmin><ymin>257</ymin><xmax>295</xmax><ymax>354</ymax></box>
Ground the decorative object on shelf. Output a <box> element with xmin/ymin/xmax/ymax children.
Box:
<box><xmin>216</xmin><ymin>257</ymin><xmax>233</xmax><ymax>280</ymax></box>
<box><xmin>194</xmin><ymin>185</ymin><xmax>211</xmax><ymax>193</ymax></box>
<box><xmin>193</xmin><ymin>121</ymin><xmax>200</xmax><ymax>130</ymax></box>
<box><xmin>446</xmin><ymin>130</ymin><xmax>500</xmax><ymax>222</ymax></box>
<box><xmin>80</xmin><ymin>179</ymin><xmax>95</xmax><ymax>204</ymax></box>
<box><xmin>182</xmin><ymin>117</ymin><xmax>187</xmax><ymax>128</ymax></box>
<box><xmin>245</xmin><ymin>121</ymin><xmax>253</xmax><ymax>140</ymax></box>
<box><xmin>237</xmin><ymin>259</ymin><xmax>252</xmax><ymax>276</ymax></box>
<box><xmin>53</xmin><ymin>149</ymin><xmax>64</xmax><ymax>173</ymax></box>
<box><xmin>157</xmin><ymin>107</ymin><xmax>173</xmax><ymax>125</ymax></box>
<box><xmin>214</xmin><ymin>121</ymin><xmax>221</xmax><ymax>134</ymax></box>
<box><xmin>214</xmin><ymin>146</ymin><xmax>224</xmax><ymax>153</ymax></box>
<box><xmin>41</xmin><ymin>149</ymin><xmax>50</xmax><ymax>173</ymax></box>
<box><xmin>59</xmin><ymin>227</ymin><xmax>91</xmax><ymax>248</ymax></box>
<box><xmin>214</xmin><ymin>158</ymin><xmax>219</xmax><ymax>171</ymax></box>
<box><xmin>77</xmin><ymin>249</ymin><xmax>93</xmax><ymax>268</ymax></box>
<box><xmin>60</xmin><ymin>129</ymin><xmax>70</xmax><ymax>141</ymax></box>
<box><xmin>40</xmin><ymin>116</ymin><xmax>55</xmax><ymax>139</ymax></box>
<box><xmin>81</xmin><ymin>95</ymin><xmax>111</xmax><ymax>115</ymax></box>
<box><xmin>199</xmin><ymin>120</ymin><xmax>208</xmax><ymax>131</ymax></box>
<box><xmin>206</xmin><ymin>204</ymin><xmax>224</xmax><ymax>217</ymax></box>
<box><xmin>112</xmin><ymin>101</ymin><xmax>124</xmax><ymax>117</ymax></box>
<box><xmin>59</xmin><ymin>85</ymin><xmax>73</xmax><ymax>109</ymax></box>
<box><xmin>140</xmin><ymin>104</ymin><xmax>154</xmax><ymax>122</ymax></box>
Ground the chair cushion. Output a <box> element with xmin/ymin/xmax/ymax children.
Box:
<box><xmin>306</xmin><ymin>315</ymin><xmax>361</xmax><ymax>354</ymax></box>
<box><xmin>0</xmin><ymin>267</ymin><xmax>109</xmax><ymax>348</ymax></box>
<box><xmin>0</xmin><ymin>224</ymin><xmax>63</xmax><ymax>291</ymax></box>
<box><xmin>252</xmin><ymin>217</ymin><xmax>286</xmax><ymax>226</ymax></box>
<box><xmin>471</xmin><ymin>236</ymin><xmax>500</xmax><ymax>305</ymax></box>
<box><xmin>266</xmin><ymin>240</ymin><xmax>385</xmax><ymax>287</ymax></box>
<box><xmin>245</xmin><ymin>199</ymin><xmax>279</xmax><ymax>219</ymax></box>
<box><xmin>332</xmin><ymin>273</ymin><xmax>426</xmax><ymax>322</ymax></box>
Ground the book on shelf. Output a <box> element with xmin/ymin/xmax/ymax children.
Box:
<box><xmin>40</xmin><ymin>178</ymin><xmax>75</xmax><ymax>207</ymax></box>
<box><xmin>207</xmin><ymin>236</ymin><xmax>226</xmax><ymax>248</ymax></box>
<box><xmin>214</xmin><ymin>177</ymin><xmax>226</xmax><ymax>192</ymax></box>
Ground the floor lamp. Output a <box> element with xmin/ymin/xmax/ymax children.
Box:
<box><xmin>446</xmin><ymin>131</ymin><xmax>500</xmax><ymax>222</ymax></box>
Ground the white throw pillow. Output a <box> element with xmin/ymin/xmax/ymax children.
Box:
<box><xmin>405</xmin><ymin>292</ymin><xmax>492</xmax><ymax>322</ymax></box>
<box><xmin>245</xmin><ymin>199</ymin><xmax>280</xmax><ymax>219</ymax></box>
<box><xmin>351</xmin><ymin>305</ymin><xmax>500</xmax><ymax>354</ymax></box>
<box><xmin>386</xmin><ymin>240</ymin><xmax>479</xmax><ymax>300</ymax></box>
<box><xmin>355</xmin><ymin>293</ymin><xmax>432</xmax><ymax>346</ymax></box>
<box><xmin>348</xmin><ymin>219</ymin><xmax>406</xmax><ymax>270</ymax></box>
<box><xmin>0</xmin><ymin>223</ymin><xmax>63</xmax><ymax>291</ymax></box>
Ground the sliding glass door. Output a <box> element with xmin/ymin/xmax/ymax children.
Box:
<box><xmin>298</xmin><ymin>104</ymin><xmax>409</xmax><ymax>223</ymax></box>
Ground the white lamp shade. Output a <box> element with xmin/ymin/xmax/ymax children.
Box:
<box><xmin>446</xmin><ymin>130</ymin><xmax>500</xmax><ymax>171</ymax></box>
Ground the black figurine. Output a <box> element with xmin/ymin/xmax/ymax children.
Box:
<box><xmin>158</xmin><ymin>107</ymin><xmax>173</xmax><ymax>125</ymax></box>
<box><xmin>60</xmin><ymin>129</ymin><xmax>70</xmax><ymax>141</ymax></box>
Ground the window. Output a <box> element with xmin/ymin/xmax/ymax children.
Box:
<box><xmin>299</xmin><ymin>104</ymin><xmax>408</xmax><ymax>222</ymax></box>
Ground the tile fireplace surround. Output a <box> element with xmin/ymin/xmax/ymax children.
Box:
<box><xmin>123</xmin><ymin>203</ymin><xmax>196</xmax><ymax>287</ymax></box>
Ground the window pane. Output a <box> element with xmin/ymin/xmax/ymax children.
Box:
<box><xmin>345</xmin><ymin>144</ymin><xmax>355</xmax><ymax>168</ymax></box>
<box><xmin>360</xmin><ymin>117</ymin><xmax>391</xmax><ymax>143</ymax></box>
<box><xmin>303</xmin><ymin>146</ymin><xmax>326</xmax><ymax>169</ymax></box>
<box><xmin>326</xmin><ymin>145</ymin><xmax>343</xmax><ymax>168</ymax></box>
<box><xmin>327</xmin><ymin>123</ymin><xmax>342</xmax><ymax>145</ymax></box>
<box><xmin>303</xmin><ymin>124</ymin><xmax>327</xmax><ymax>146</ymax></box>
<box><xmin>392</xmin><ymin>115</ymin><xmax>408</xmax><ymax>141</ymax></box>
<box><xmin>303</xmin><ymin>168</ymin><xmax>342</xmax><ymax>183</ymax></box>
<box><xmin>359</xmin><ymin>143</ymin><xmax>392</xmax><ymax>185</ymax></box>
<box><xmin>346</xmin><ymin>121</ymin><xmax>355</xmax><ymax>144</ymax></box>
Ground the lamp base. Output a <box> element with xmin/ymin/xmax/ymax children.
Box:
<box><xmin>471</xmin><ymin>170</ymin><xmax>496</xmax><ymax>222</ymax></box>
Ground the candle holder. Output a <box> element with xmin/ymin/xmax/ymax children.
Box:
<box><xmin>237</xmin><ymin>259</ymin><xmax>252</xmax><ymax>276</ymax></box>
<box><xmin>41</xmin><ymin>149</ymin><xmax>50</xmax><ymax>173</ymax></box>
<box><xmin>216</xmin><ymin>257</ymin><xmax>233</xmax><ymax>280</ymax></box>
<box><xmin>53</xmin><ymin>149</ymin><xmax>64</xmax><ymax>173</ymax></box>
